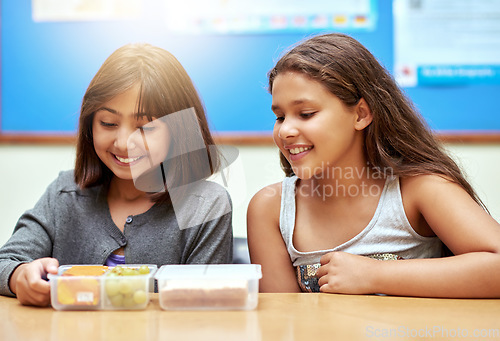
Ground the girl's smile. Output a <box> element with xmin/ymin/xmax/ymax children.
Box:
<box><xmin>113</xmin><ymin>154</ymin><xmax>145</xmax><ymax>165</ymax></box>
<box><xmin>286</xmin><ymin>144</ymin><xmax>314</xmax><ymax>161</ymax></box>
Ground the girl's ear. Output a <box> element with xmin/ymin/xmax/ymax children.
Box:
<box><xmin>353</xmin><ymin>98</ymin><xmax>373</xmax><ymax>131</ymax></box>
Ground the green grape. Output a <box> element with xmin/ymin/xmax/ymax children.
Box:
<box><xmin>105</xmin><ymin>279</ymin><xmax>120</xmax><ymax>296</ymax></box>
<box><xmin>118</xmin><ymin>280</ymin><xmax>133</xmax><ymax>294</ymax></box>
<box><xmin>104</xmin><ymin>265</ymin><xmax>151</xmax><ymax>308</ymax></box>
<box><xmin>110</xmin><ymin>294</ymin><xmax>123</xmax><ymax>307</ymax></box>
<box><xmin>138</xmin><ymin>265</ymin><xmax>150</xmax><ymax>275</ymax></box>
<box><xmin>133</xmin><ymin>290</ymin><xmax>147</xmax><ymax>305</ymax></box>
<box><xmin>120</xmin><ymin>268</ymin><xmax>132</xmax><ymax>276</ymax></box>
<box><xmin>122</xmin><ymin>295</ymin><xmax>136</xmax><ymax>308</ymax></box>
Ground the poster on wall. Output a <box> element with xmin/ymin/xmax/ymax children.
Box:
<box><xmin>32</xmin><ymin>0</ymin><xmax>142</xmax><ymax>21</ymax></box>
<box><xmin>394</xmin><ymin>0</ymin><xmax>500</xmax><ymax>87</ymax></box>
<box><xmin>32</xmin><ymin>0</ymin><xmax>378</xmax><ymax>33</ymax></box>
<box><xmin>163</xmin><ymin>0</ymin><xmax>378</xmax><ymax>34</ymax></box>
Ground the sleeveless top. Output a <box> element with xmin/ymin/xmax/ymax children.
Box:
<box><xmin>279</xmin><ymin>175</ymin><xmax>443</xmax><ymax>292</ymax></box>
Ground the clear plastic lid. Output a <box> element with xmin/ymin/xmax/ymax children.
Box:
<box><xmin>155</xmin><ymin>264</ymin><xmax>262</xmax><ymax>280</ymax></box>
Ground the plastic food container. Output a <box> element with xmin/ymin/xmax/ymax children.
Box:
<box><xmin>155</xmin><ymin>264</ymin><xmax>262</xmax><ymax>310</ymax></box>
<box><xmin>48</xmin><ymin>264</ymin><xmax>157</xmax><ymax>311</ymax></box>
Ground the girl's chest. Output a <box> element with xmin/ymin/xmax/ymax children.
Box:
<box><xmin>107</xmin><ymin>198</ymin><xmax>155</xmax><ymax>232</ymax></box>
<box><xmin>292</xmin><ymin>196</ymin><xmax>379</xmax><ymax>253</ymax></box>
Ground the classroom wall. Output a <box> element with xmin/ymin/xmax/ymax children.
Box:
<box><xmin>0</xmin><ymin>143</ymin><xmax>499</xmax><ymax>247</ymax></box>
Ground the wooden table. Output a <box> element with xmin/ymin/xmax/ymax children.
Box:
<box><xmin>0</xmin><ymin>293</ymin><xmax>499</xmax><ymax>341</ymax></box>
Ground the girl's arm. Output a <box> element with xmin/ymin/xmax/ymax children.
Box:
<box><xmin>317</xmin><ymin>175</ymin><xmax>500</xmax><ymax>298</ymax></box>
<box><xmin>247</xmin><ymin>183</ymin><xmax>301</xmax><ymax>293</ymax></box>
<box><xmin>0</xmin><ymin>173</ymin><xmax>64</xmax><ymax>304</ymax></box>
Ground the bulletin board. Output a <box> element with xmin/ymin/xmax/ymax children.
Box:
<box><xmin>1</xmin><ymin>0</ymin><xmax>500</xmax><ymax>144</ymax></box>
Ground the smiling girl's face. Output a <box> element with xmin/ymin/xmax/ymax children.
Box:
<box><xmin>92</xmin><ymin>84</ymin><xmax>170</xmax><ymax>183</ymax></box>
<box><xmin>271</xmin><ymin>71</ymin><xmax>367</xmax><ymax>180</ymax></box>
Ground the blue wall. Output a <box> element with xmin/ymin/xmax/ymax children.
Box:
<box><xmin>1</xmin><ymin>1</ymin><xmax>499</xmax><ymax>134</ymax></box>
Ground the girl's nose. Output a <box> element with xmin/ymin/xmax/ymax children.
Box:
<box><xmin>278</xmin><ymin>118</ymin><xmax>299</xmax><ymax>139</ymax></box>
<box><xmin>114</xmin><ymin>127</ymin><xmax>137</xmax><ymax>151</ymax></box>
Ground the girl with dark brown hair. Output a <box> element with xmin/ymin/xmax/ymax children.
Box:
<box><xmin>247</xmin><ymin>33</ymin><xmax>500</xmax><ymax>297</ymax></box>
<box><xmin>0</xmin><ymin>43</ymin><xmax>233</xmax><ymax>306</ymax></box>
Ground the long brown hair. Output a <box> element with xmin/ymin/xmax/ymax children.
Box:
<box><xmin>74</xmin><ymin>43</ymin><xmax>219</xmax><ymax>202</ymax></box>
<box><xmin>268</xmin><ymin>33</ymin><xmax>486</xmax><ymax>210</ymax></box>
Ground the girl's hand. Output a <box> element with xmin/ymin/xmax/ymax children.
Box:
<box><xmin>9</xmin><ymin>257</ymin><xmax>59</xmax><ymax>306</ymax></box>
<box><xmin>317</xmin><ymin>252</ymin><xmax>379</xmax><ymax>294</ymax></box>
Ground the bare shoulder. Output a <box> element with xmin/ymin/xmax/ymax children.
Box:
<box><xmin>400</xmin><ymin>174</ymin><xmax>462</xmax><ymax>202</ymax></box>
<box><xmin>247</xmin><ymin>182</ymin><xmax>283</xmax><ymax>239</ymax></box>
<box><xmin>401</xmin><ymin>174</ymin><xmax>500</xmax><ymax>255</ymax></box>
<box><xmin>249</xmin><ymin>182</ymin><xmax>282</xmax><ymax>204</ymax></box>
<box><xmin>401</xmin><ymin>173</ymin><xmax>454</xmax><ymax>189</ymax></box>
<box><xmin>247</xmin><ymin>182</ymin><xmax>282</xmax><ymax>222</ymax></box>
<box><xmin>399</xmin><ymin>174</ymin><xmax>471</xmax><ymax>237</ymax></box>
<box><xmin>247</xmin><ymin>181</ymin><xmax>302</xmax><ymax>292</ymax></box>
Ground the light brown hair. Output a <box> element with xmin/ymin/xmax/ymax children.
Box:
<box><xmin>268</xmin><ymin>33</ymin><xmax>486</xmax><ymax>210</ymax></box>
<box><xmin>74</xmin><ymin>43</ymin><xmax>219</xmax><ymax>202</ymax></box>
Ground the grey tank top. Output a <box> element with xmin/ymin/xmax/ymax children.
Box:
<box><xmin>280</xmin><ymin>175</ymin><xmax>443</xmax><ymax>292</ymax></box>
<box><xmin>280</xmin><ymin>175</ymin><xmax>443</xmax><ymax>273</ymax></box>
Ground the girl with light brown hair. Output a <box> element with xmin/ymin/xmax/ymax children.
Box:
<box><xmin>0</xmin><ymin>43</ymin><xmax>233</xmax><ymax>306</ymax></box>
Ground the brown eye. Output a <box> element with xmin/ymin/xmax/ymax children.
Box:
<box><xmin>300</xmin><ymin>112</ymin><xmax>316</xmax><ymax>118</ymax></box>
<box><xmin>100</xmin><ymin>121</ymin><xmax>116</xmax><ymax>127</ymax></box>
